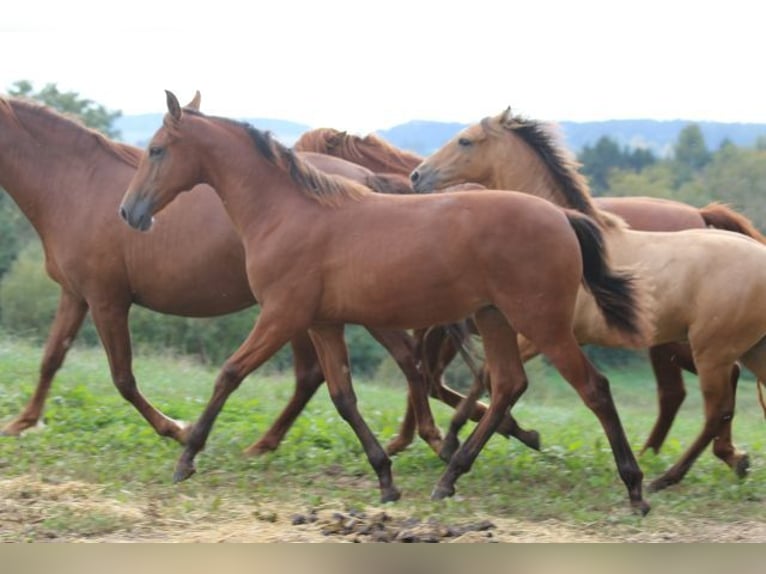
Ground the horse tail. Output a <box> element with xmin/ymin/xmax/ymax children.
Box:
<box><xmin>565</xmin><ymin>210</ymin><xmax>650</xmax><ymax>347</ymax></box>
<box><xmin>699</xmin><ymin>202</ymin><xmax>766</xmax><ymax>244</ymax></box>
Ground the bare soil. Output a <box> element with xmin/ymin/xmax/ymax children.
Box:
<box><xmin>2</xmin><ymin>476</ymin><xmax>764</xmax><ymax>543</ymax></box>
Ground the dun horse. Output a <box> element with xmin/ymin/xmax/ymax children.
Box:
<box><xmin>119</xmin><ymin>91</ymin><xmax>650</xmax><ymax>511</ymax></box>
<box><xmin>296</xmin><ymin>127</ymin><xmax>765</xmax><ymax>457</ymax></box>
<box><xmin>411</xmin><ymin>107</ymin><xmax>766</xmax><ymax>490</ymax></box>
<box><xmin>0</xmin><ymin>94</ymin><xmax>450</xmax><ymax>457</ymax></box>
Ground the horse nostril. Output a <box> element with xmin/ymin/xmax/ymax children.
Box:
<box><xmin>410</xmin><ymin>170</ymin><xmax>420</xmax><ymax>183</ymax></box>
<box><xmin>119</xmin><ymin>206</ymin><xmax>128</xmax><ymax>221</ymax></box>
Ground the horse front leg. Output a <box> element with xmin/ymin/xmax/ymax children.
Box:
<box><xmin>175</xmin><ymin>310</ymin><xmax>297</xmax><ymax>482</ymax></box>
<box><xmin>309</xmin><ymin>324</ymin><xmax>401</xmax><ymax>503</ymax></box>
<box><xmin>89</xmin><ymin>300</ymin><xmax>188</xmax><ymax>443</ymax></box>
<box><xmin>2</xmin><ymin>290</ymin><xmax>88</xmax><ymax>435</ymax></box>
<box><xmin>642</xmin><ymin>343</ymin><xmax>689</xmax><ymax>454</ymax></box>
<box><xmin>243</xmin><ymin>330</ymin><xmax>326</xmax><ymax>456</ymax></box>
<box><xmin>649</xmin><ymin>363</ymin><xmax>736</xmax><ymax>492</ymax></box>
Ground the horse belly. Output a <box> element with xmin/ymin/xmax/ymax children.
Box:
<box><xmin>319</xmin><ymin>263</ymin><xmax>485</xmax><ymax>330</ymax></box>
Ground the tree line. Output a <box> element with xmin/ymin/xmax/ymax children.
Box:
<box><xmin>2</xmin><ymin>82</ymin><xmax>766</xmax><ymax>381</ymax></box>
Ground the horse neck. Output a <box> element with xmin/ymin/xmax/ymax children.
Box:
<box><xmin>195</xmin><ymin>133</ymin><xmax>316</xmax><ymax>236</ymax></box>
<box><xmin>0</xmin><ymin>101</ymin><xmax>129</xmax><ymax>229</ymax></box>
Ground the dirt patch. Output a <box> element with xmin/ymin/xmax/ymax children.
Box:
<box><xmin>1</xmin><ymin>476</ymin><xmax>764</xmax><ymax>542</ymax></box>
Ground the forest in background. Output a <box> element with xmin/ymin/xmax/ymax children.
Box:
<box><xmin>3</xmin><ymin>81</ymin><xmax>766</xmax><ymax>380</ymax></box>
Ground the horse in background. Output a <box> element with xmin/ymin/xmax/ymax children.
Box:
<box><xmin>297</xmin><ymin>125</ymin><xmax>766</xmax><ymax>458</ymax></box>
<box><xmin>119</xmin><ymin>91</ymin><xmax>651</xmax><ymax>511</ymax></box>
<box><xmin>411</xmin><ymin>107</ymin><xmax>766</xmax><ymax>491</ymax></box>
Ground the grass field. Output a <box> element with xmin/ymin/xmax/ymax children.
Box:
<box><xmin>0</xmin><ymin>337</ymin><xmax>764</xmax><ymax>542</ymax></box>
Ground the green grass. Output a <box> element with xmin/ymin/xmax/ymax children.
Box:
<box><xmin>0</xmin><ymin>337</ymin><xmax>764</xmax><ymax>541</ymax></box>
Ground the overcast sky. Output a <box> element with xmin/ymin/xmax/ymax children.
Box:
<box><xmin>2</xmin><ymin>1</ymin><xmax>764</xmax><ymax>133</ymax></box>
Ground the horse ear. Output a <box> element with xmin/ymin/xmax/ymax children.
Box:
<box><xmin>500</xmin><ymin>106</ymin><xmax>513</xmax><ymax>127</ymax></box>
<box><xmin>165</xmin><ymin>90</ymin><xmax>182</xmax><ymax>120</ymax></box>
<box><xmin>327</xmin><ymin>129</ymin><xmax>346</xmax><ymax>148</ymax></box>
<box><xmin>185</xmin><ymin>90</ymin><xmax>201</xmax><ymax>111</ymax></box>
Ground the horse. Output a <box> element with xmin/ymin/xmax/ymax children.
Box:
<box><xmin>119</xmin><ymin>91</ymin><xmax>651</xmax><ymax>511</ymax></box>
<box><xmin>0</xmin><ymin>93</ymin><xmax>452</xmax><ymax>459</ymax></box>
<box><xmin>296</xmin><ymin>127</ymin><xmax>765</xmax><ymax>457</ymax></box>
<box><xmin>410</xmin><ymin>107</ymin><xmax>766</xmax><ymax>490</ymax></box>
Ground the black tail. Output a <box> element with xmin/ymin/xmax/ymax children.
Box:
<box><xmin>565</xmin><ymin>210</ymin><xmax>648</xmax><ymax>345</ymax></box>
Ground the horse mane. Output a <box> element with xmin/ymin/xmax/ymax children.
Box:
<box><xmin>496</xmin><ymin>114</ymin><xmax>606</xmax><ymax>223</ymax></box>
<box><xmin>357</xmin><ymin>133</ymin><xmax>423</xmax><ymax>172</ymax></box>
<box><xmin>295</xmin><ymin>128</ymin><xmax>422</xmax><ymax>173</ymax></box>
<box><xmin>293</xmin><ymin>127</ymin><xmax>342</xmax><ymax>153</ymax></box>
<box><xmin>1</xmin><ymin>96</ymin><xmax>142</xmax><ymax>168</ymax></box>
<box><xmin>187</xmin><ymin>112</ymin><xmax>371</xmax><ymax>207</ymax></box>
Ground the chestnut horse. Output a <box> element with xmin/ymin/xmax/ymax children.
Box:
<box><xmin>411</xmin><ymin>107</ymin><xmax>766</xmax><ymax>491</ymax></box>
<box><xmin>119</xmin><ymin>91</ymin><xmax>651</xmax><ymax>511</ymax></box>
<box><xmin>0</xmin><ymin>94</ymin><xmax>450</xmax><ymax>458</ymax></box>
<box><xmin>296</xmin><ymin>127</ymin><xmax>765</xmax><ymax>457</ymax></box>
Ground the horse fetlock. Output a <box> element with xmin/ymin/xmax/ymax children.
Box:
<box><xmin>243</xmin><ymin>439</ymin><xmax>279</xmax><ymax>457</ymax></box>
<box><xmin>1</xmin><ymin>417</ymin><xmax>38</xmax><ymax>436</ymax></box>
<box><xmin>384</xmin><ymin>436</ymin><xmax>412</xmax><ymax>456</ymax></box>
<box><xmin>648</xmin><ymin>473</ymin><xmax>678</xmax><ymax>493</ymax></box>
<box><xmin>438</xmin><ymin>434</ymin><xmax>460</xmax><ymax>463</ymax></box>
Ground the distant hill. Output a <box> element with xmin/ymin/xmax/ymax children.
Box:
<box><xmin>116</xmin><ymin>114</ymin><xmax>766</xmax><ymax>158</ymax></box>
<box><xmin>115</xmin><ymin>114</ymin><xmax>311</xmax><ymax>147</ymax></box>
<box><xmin>380</xmin><ymin>119</ymin><xmax>766</xmax><ymax>158</ymax></box>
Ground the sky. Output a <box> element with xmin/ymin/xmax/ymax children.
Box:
<box><xmin>3</xmin><ymin>1</ymin><xmax>766</xmax><ymax>133</ymax></box>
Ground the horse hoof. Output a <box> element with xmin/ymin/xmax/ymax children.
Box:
<box><xmin>172</xmin><ymin>464</ymin><xmax>196</xmax><ymax>483</ymax></box>
<box><xmin>380</xmin><ymin>487</ymin><xmax>402</xmax><ymax>503</ymax></box>
<box><xmin>734</xmin><ymin>454</ymin><xmax>750</xmax><ymax>478</ymax></box>
<box><xmin>431</xmin><ymin>484</ymin><xmax>455</xmax><ymax>500</ymax></box>
<box><xmin>243</xmin><ymin>442</ymin><xmax>276</xmax><ymax>457</ymax></box>
<box><xmin>438</xmin><ymin>437</ymin><xmax>459</xmax><ymax>463</ymax></box>
<box><xmin>632</xmin><ymin>499</ymin><xmax>651</xmax><ymax>516</ymax></box>
<box><xmin>523</xmin><ymin>430</ymin><xmax>541</xmax><ymax>451</ymax></box>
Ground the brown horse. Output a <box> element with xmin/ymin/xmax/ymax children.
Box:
<box><xmin>297</xmin><ymin>127</ymin><xmax>766</xmax><ymax>456</ymax></box>
<box><xmin>411</xmin><ymin>107</ymin><xmax>766</xmax><ymax>490</ymax></box>
<box><xmin>0</xmin><ymin>94</ymin><xmax>449</xmax><ymax>458</ymax></box>
<box><xmin>119</xmin><ymin>91</ymin><xmax>651</xmax><ymax>511</ymax></box>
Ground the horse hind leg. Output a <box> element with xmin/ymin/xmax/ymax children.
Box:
<box><xmin>432</xmin><ymin>307</ymin><xmax>529</xmax><ymax>499</ymax></box>
<box><xmin>243</xmin><ymin>330</ymin><xmax>326</xmax><ymax>456</ymax></box>
<box><xmin>710</xmin><ymin>365</ymin><xmax>748</xmax><ymax>477</ymax></box>
<box><xmin>540</xmin><ymin>335</ymin><xmax>648</xmax><ymax>514</ymax></box>
<box><xmin>649</xmin><ymin>362</ymin><xmax>737</xmax><ymax>492</ymax></box>
<box><xmin>2</xmin><ymin>291</ymin><xmax>88</xmax><ymax>436</ymax></box>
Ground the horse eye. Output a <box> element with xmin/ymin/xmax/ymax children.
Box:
<box><xmin>148</xmin><ymin>146</ymin><xmax>164</xmax><ymax>159</ymax></box>
<box><xmin>458</xmin><ymin>137</ymin><xmax>473</xmax><ymax>147</ymax></box>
